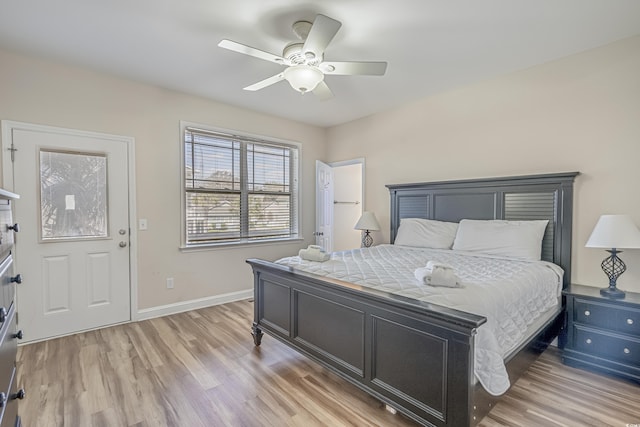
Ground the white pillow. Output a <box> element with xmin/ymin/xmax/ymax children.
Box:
<box><xmin>452</xmin><ymin>219</ymin><xmax>549</xmax><ymax>261</ymax></box>
<box><xmin>394</xmin><ymin>218</ymin><xmax>459</xmax><ymax>249</ymax></box>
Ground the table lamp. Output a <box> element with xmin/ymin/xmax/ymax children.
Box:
<box><xmin>354</xmin><ymin>211</ymin><xmax>380</xmax><ymax>248</ymax></box>
<box><xmin>585</xmin><ymin>214</ymin><xmax>640</xmax><ymax>299</ymax></box>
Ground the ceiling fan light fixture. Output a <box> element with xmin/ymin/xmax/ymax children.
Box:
<box><xmin>284</xmin><ymin>65</ymin><xmax>324</xmax><ymax>94</ymax></box>
<box><xmin>219</xmin><ymin>14</ymin><xmax>385</xmax><ymax>100</ymax></box>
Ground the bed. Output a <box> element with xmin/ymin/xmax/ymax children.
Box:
<box><xmin>246</xmin><ymin>172</ymin><xmax>578</xmax><ymax>426</ymax></box>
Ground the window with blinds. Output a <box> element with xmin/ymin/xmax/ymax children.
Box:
<box><xmin>183</xmin><ymin>126</ymin><xmax>299</xmax><ymax>246</ymax></box>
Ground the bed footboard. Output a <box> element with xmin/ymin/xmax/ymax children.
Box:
<box><xmin>247</xmin><ymin>259</ymin><xmax>486</xmax><ymax>427</ymax></box>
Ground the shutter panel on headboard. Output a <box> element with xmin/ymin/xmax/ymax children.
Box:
<box><xmin>398</xmin><ymin>195</ymin><xmax>430</xmax><ymax>220</ymax></box>
<box><xmin>503</xmin><ymin>191</ymin><xmax>557</xmax><ymax>262</ymax></box>
<box><xmin>390</xmin><ymin>193</ymin><xmax>430</xmax><ymax>243</ymax></box>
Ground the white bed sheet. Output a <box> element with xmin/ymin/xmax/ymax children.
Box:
<box><xmin>275</xmin><ymin>244</ymin><xmax>563</xmax><ymax>396</ymax></box>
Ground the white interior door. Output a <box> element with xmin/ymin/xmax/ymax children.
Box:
<box><xmin>3</xmin><ymin>123</ymin><xmax>132</xmax><ymax>342</ymax></box>
<box><xmin>315</xmin><ymin>160</ymin><xmax>333</xmax><ymax>252</ymax></box>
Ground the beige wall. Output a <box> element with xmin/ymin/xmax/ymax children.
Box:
<box><xmin>326</xmin><ymin>35</ymin><xmax>640</xmax><ymax>294</ymax></box>
<box><xmin>0</xmin><ymin>48</ymin><xmax>326</xmax><ymax>311</ymax></box>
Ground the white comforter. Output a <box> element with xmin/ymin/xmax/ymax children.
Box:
<box><xmin>275</xmin><ymin>244</ymin><xmax>563</xmax><ymax>396</ymax></box>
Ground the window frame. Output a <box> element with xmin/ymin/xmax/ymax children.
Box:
<box><xmin>179</xmin><ymin>121</ymin><xmax>302</xmax><ymax>249</ymax></box>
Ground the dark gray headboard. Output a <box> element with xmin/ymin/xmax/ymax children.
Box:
<box><xmin>386</xmin><ymin>172</ymin><xmax>579</xmax><ymax>288</ymax></box>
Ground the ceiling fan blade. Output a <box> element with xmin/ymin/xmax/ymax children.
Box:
<box><xmin>302</xmin><ymin>14</ymin><xmax>342</xmax><ymax>60</ymax></box>
<box><xmin>321</xmin><ymin>61</ymin><xmax>388</xmax><ymax>76</ymax></box>
<box><xmin>243</xmin><ymin>73</ymin><xmax>285</xmax><ymax>91</ymax></box>
<box><xmin>312</xmin><ymin>81</ymin><xmax>334</xmax><ymax>100</ymax></box>
<box><xmin>218</xmin><ymin>39</ymin><xmax>286</xmax><ymax>65</ymax></box>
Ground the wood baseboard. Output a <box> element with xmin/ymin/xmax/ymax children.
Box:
<box><xmin>136</xmin><ymin>289</ymin><xmax>252</xmax><ymax>321</ymax></box>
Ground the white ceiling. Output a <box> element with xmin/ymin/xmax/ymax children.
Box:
<box><xmin>1</xmin><ymin>1</ymin><xmax>640</xmax><ymax>127</ymax></box>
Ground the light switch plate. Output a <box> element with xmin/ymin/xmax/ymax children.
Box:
<box><xmin>139</xmin><ymin>219</ymin><xmax>148</xmax><ymax>230</ymax></box>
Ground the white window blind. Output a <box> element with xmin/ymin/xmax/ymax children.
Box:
<box><xmin>184</xmin><ymin>127</ymin><xmax>299</xmax><ymax>246</ymax></box>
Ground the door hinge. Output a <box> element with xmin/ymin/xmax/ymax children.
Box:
<box><xmin>7</xmin><ymin>143</ymin><xmax>17</xmax><ymax>162</ymax></box>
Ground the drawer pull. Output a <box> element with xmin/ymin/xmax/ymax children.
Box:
<box><xmin>12</xmin><ymin>330</ymin><xmax>23</xmax><ymax>340</ymax></box>
<box><xmin>0</xmin><ymin>307</ymin><xmax>7</xmax><ymax>323</ymax></box>
<box><xmin>584</xmin><ymin>310</ymin><xmax>591</xmax><ymax>316</ymax></box>
<box><xmin>0</xmin><ymin>392</ymin><xmax>6</xmax><ymax>408</ymax></box>
<box><xmin>624</xmin><ymin>348</ymin><xmax>631</xmax><ymax>355</ymax></box>
<box><xmin>585</xmin><ymin>338</ymin><xmax>592</xmax><ymax>344</ymax></box>
<box><xmin>6</xmin><ymin>223</ymin><xmax>19</xmax><ymax>233</ymax></box>
<box><xmin>10</xmin><ymin>389</ymin><xmax>25</xmax><ymax>401</ymax></box>
<box><xmin>628</xmin><ymin>318</ymin><xmax>634</xmax><ymax>325</ymax></box>
<box><xmin>10</xmin><ymin>274</ymin><xmax>22</xmax><ymax>284</ymax></box>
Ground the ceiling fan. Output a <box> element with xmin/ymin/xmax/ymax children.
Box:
<box><xmin>218</xmin><ymin>14</ymin><xmax>388</xmax><ymax>100</ymax></box>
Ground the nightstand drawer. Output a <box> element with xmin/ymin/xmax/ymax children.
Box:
<box><xmin>574</xmin><ymin>325</ymin><xmax>640</xmax><ymax>365</ymax></box>
<box><xmin>574</xmin><ymin>299</ymin><xmax>640</xmax><ymax>336</ymax></box>
<box><xmin>615</xmin><ymin>309</ymin><xmax>640</xmax><ymax>336</ymax></box>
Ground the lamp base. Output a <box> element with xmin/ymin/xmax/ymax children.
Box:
<box><xmin>598</xmin><ymin>249</ymin><xmax>626</xmax><ymax>299</ymax></box>
<box><xmin>600</xmin><ymin>286</ymin><xmax>626</xmax><ymax>299</ymax></box>
<box><xmin>362</xmin><ymin>231</ymin><xmax>373</xmax><ymax>248</ymax></box>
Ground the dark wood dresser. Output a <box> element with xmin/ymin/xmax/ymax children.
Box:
<box><xmin>563</xmin><ymin>283</ymin><xmax>640</xmax><ymax>383</ymax></box>
<box><xmin>0</xmin><ymin>189</ymin><xmax>23</xmax><ymax>427</ymax></box>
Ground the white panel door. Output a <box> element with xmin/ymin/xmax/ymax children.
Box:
<box><xmin>5</xmin><ymin>124</ymin><xmax>131</xmax><ymax>342</ymax></box>
<box><xmin>315</xmin><ymin>160</ymin><xmax>334</xmax><ymax>252</ymax></box>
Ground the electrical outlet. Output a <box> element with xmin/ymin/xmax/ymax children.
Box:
<box><xmin>166</xmin><ymin>277</ymin><xmax>174</xmax><ymax>289</ymax></box>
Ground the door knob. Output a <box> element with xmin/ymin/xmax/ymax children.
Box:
<box><xmin>119</xmin><ymin>241</ymin><xmax>127</xmax><ymax>248</ymax></box>
<box><xmin>10</xmin><ymin>389</ymin><xmax>25</xmax><ymax>400</ymax></box>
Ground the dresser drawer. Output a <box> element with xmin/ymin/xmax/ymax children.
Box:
<box><xmin>0</xmin><ymin>256</ymin><xmax>15</xmax><ymax>321</ymax></box>
<box><xmin>574</xmin><ymin>298</ymin><xmax>640</xmax><ymax>336</ymax></box>
<box><xmin>0</xmin><ymin>306</ymin><xmax>17</xmax><ymax>396</ymax></box>
<box><xmin>573</xmin><ymin>325</ymin><xmax>640</xmax><ymax>365</ymax></box>
<box><xmin>0</xmin><ymin>367</ymin><xmax>18</xmax><ymax>427</ymax></box>
<box><xmin>0</xmin><ymin>257</ymin><xmax>13</xmax><ymax>322</ymax></box>
<box><xmin>0</xmin><ymin>203</ymin><xmax>13</xmax><ymax>262</ymax></box>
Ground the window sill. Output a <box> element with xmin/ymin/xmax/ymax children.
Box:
<box><xmin>179</xmin><ymin>237</ymin><xmax>305</xmax><ymax>252</ymax></box>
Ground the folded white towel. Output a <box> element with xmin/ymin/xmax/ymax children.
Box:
<box><xmin>425</xmin><ymin>260</ymin><xmax>453</xmax><ymax>270</ymax></box>
<box><xmin>414</xmin><ymin>261</ymin><xmax>461</xmax><ymax>288</ymax></box>
<box><xmin>299</xmin><ymin>245</ymin><xmax>330</xmax><ymax>262</ymax></box>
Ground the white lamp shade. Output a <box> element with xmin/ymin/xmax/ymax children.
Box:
<box><xmin>284</xmin><ymin>65</ymin><xmax>324</xmax><ymax>93</ymax></box>
<box><xmin>585</xmin><ymin>214</ymin><xmax>640</xmax><ymax>249</ymax></box>
<box><xmin>354</xmin><ymin>211</ymin><xmax>380</xmax><ymax>231</ymax></box>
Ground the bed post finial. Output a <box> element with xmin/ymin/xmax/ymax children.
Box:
<box><xmin>251</xmin><ymin>322</ymin><xmax>263</xmax><ymax>346</ymax></box>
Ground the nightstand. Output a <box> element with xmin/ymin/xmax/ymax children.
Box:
<box><xmin>562</xmin><ymin>284</ymin><xmax>640</xmax><ymax>383</ymax></box>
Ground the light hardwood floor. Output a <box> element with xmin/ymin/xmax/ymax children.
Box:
<box><xmin>17</xmin><ymin>300</ymin><xmax>640</xmax><ymax>426</ymax></box>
